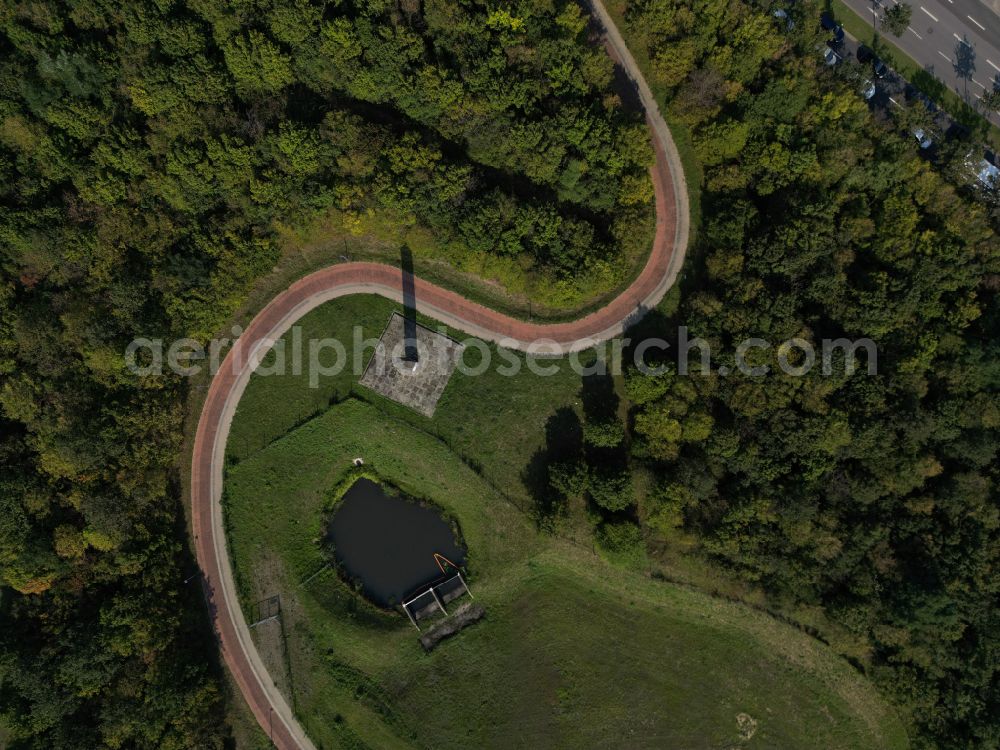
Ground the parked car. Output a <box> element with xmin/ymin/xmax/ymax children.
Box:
<box><xmin>861</xmin><ymin>79</ymin><xmax>876</xmax><ymax>100</ymax></box>
<box><xmin>904</xmin><ymin>84</ymin><xmax>938</xmax><ymax>112</ymax></box>
<box><xmin>820</xmin><ymin>12</ymin><xmax>845</xmax><ymax>43</ymax></box>
<box><xmin>979</xmin><ymin>161</ymin><xmax>998</xmax><ymax>187</ymax></box>
<box><xmin>823</xmin><ymin>45</ymin><xmax>842</xmax><ymax>66</ymax></box>
<box><xmin>966</xmin><ymin>151</ymin><xmax>1000</xmax><ymax>188</ymax></box>
<box><xmin>913</xmin><ymin>128</ymin><xmax>933</xmax><ymax>150</ymax></box>
<box><xmin>856</xmin><ymin>45</ymin><xmax>888</xmax><ymax>77</ymax></box>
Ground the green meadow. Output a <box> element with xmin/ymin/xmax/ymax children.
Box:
<box><xmin>222</xmin><ymin>297</ymin><xmax>908</xmax><ymax>749</ymax></box>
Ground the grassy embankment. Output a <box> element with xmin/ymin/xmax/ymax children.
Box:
<box><xmin>270</xmin><ymin>192</ymin><xmax>657</xmax><ymax>324</ymax></box>
<box><xmin>221</xmin><ymin>293</ymin><xmax>908</xmax><ymax>749</ymax></box>
<box><xmin>224</xmin><ymin>393</ymin><xmax>909</xmax><ymax>749</ymax></box>
<box><xmin>225</xmin><ymin>295</ymin><xmax>597</xmax><ymax>517</ymax></box>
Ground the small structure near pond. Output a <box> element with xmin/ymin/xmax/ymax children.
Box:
<box><xmin>400</xmin><ymin>568</ymin><xmax>474</xmax><ymax>630</ymax></box>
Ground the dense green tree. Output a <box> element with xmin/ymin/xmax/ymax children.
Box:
<box><xmin>981</xmin><ymin>88</ymin><xmax>1000</xmax><ymax>115</ymax></box>
<box><xmin>583</xmin><ymin>417</ymin><xmax>626</xmax><ymax>449</ymax></box>
<box><xmin>588</xmin><ymin>463</ymin><xmax>634</xmax><ymax>512</ymax></box>
<box><xmin>548</xmin><ymin>459</ymin><xmax>589</xmax><ymax>500</ymax></box>
<box><xmin>620</xmin><ymin>0</ymin><xmax>1000</xmax><ymax>746</ymax></box>
<box><xmin>883</xmin><ymin>3</ymin><xmax>913</xmax><ymax>37</ymax></box>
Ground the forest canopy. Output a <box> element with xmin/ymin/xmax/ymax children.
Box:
<box><xmin>1</xmin><ymin>0</ymin><xmax>999</xmax><ymax>747</ymax></box>
<box><xmin>0</xmin><ymin>0</ymin><xmax>650</xmax><ymax>745</ymax></box>
<box><xmin>610</xmin><ymin>0</ymin><xmax>1000</xmax><ymax>747</ymax></box>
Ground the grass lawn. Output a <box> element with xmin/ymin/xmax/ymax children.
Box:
<box><xmin>226</xmin><ymin>294</ymin><xmax>600</xmax><ymax>514</ymax></box>
<box><xmin>224</xmin><ymin>396</ymin><xmax>909</xmax><ymax>749</ymax></box>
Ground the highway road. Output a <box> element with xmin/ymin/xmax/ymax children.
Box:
<box><xmin>841</xmin><ymin>0</ymin><xmax>1000</xmax><ymax>125</ymax></box>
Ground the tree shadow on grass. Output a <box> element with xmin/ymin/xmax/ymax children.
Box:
<box><xmin>581</xmin><ymin>371</ymin><xmax>618</xmax><ymax>424</ymax></box>
<box><xmin>620</xmin><ymin>306</ymin><xmax>709</xmax><ymax>385</ymax></box>
<box><xmin>520</xmin><ymin>406</ymin><xmax>582</xmax><ymax>529</ymax></box>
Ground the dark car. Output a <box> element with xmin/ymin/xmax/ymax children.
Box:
<box><xmin>904</xmin><ymin>84</ymin><xmax>939</xmax><ymax>113</ymax></box>
<box><xmin>857</xmin><ymin>45</ymin><xmax>888</xmax><ymax>77</ymax></box>
<box><xmin>946</xmin><ymin>121</ymin><xmax>972</xmax><ymax>141</ymax></box>
<box><xmin>820</xmin><ymin>12</ymin><xmax>845</xmax><ymax>43</ymax></box>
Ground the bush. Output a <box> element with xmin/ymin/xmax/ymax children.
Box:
<box><xmin>588</xmin><ymin>464</ymin><xmax>633</xmax><ymax>511</ymax></box>
<box><xmin>548</xmin><ymin>459</ymin><xmax>588</xmax><ymax>499</ymax></box>
<box><xmin>596</xmin><ymin>520</ymin><xmax>646</xmax><ymax>568</ymax></box>
<box><xmin>583</xmin><ymin>417</ymin><xmax>626</xmax><ymax>448</ymax></box>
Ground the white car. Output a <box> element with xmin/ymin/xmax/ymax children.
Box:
<box><xmin>823</xmin><ymin>46</ymin><xmax>842</xmax><ymax>66</ymax></box>
<box><xmin>976</xmin><ymin>159</ymin><xmax>999</xmax><ymax>188</ymax></box>
<box><xmin>961</xmin><ymin>151</ymin><xmax>998</xmax><ymax>188</ymax></box>
<box><xmin>912</xmin><ymin>128</ymin><xmax>932</xmax><ymax>149</ymax></box>
<box><xmin>861</xmin><ymin>79</ymin><xmax>876</xmax><ymax>100</ymax></box>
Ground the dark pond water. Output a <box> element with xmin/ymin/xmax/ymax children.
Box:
<box><xmin>326</xmin><ymin>478</ymin><xmax>466</xmax><ymax>607</ymax></box>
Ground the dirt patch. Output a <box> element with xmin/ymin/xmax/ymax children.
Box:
<box><xmin>419</xmin><ymin>602</ymin><xmax>486</xmax><ymax>651</ymax></box>
<box><xmin>244</xmin><ymin>552</ymin><xmax>299</xmax><ymax>706</ymax></box>
<box><xmin>736</xmin><ymin>712</ymin><xmax>758</xmax><ymax>741</ymax></box>
<box><xmin>250</xmin><ymin>618</ymin><xmax>292</xmax><ymax>699</ymax></box>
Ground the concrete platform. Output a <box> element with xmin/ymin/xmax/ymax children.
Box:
<box><xmin>359</xmin><ymin>312</ymin><xmax>464</xmax><ymax>417</ymax></box>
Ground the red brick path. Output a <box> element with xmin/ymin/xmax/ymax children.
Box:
<box><xmin>192</xmin><ymin>112</ymin><xmax>681</xmax><ymax>750</ymax></box>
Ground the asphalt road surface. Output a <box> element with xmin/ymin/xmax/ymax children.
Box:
<box><xmin>841</xmin><ymin>0</ymin><xmax>1000</xmax><ymax>125</ymax></box>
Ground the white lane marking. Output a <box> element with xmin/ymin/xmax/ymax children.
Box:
<box><xmin>954</xmin><ymin>33</ymin><xmax>971</xmax><ymax>46</ymax></box>
<box><xmin>938</xmin><ymin>50</ymin><xmax>952</xmax><ymax>62</ymax></box>
<box><xmin>909</xmin><ymin>26</ymin><xmax>923</xmax><ymax>39</ymax></box>
<box><xmin>972</xmin><ymin>79</ymin><xmax>986</xmax><ymax>89</ymax></box>
<box><xmin>920</xmin><ymin>6</ymin><xmax>939</xmax><ymax>22</ymax></box>
<box><xmin>989</xmin><ymin>60</ymin><xmax>1000</xmax><ymax>73</ymax></box>
<box><xmin>888</xmin><ymin>96</ymin><xmax>901</xmax><ymax>106</ymax></box>
<box><xmin>968</xmin><ymin>15</ymin><xmax>986</xmax><ymax>31</ymax></box>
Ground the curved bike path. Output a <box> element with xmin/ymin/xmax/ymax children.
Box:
<box><xmin>191</xmin><ymin>4</ymin><xmax>690</xmax><ymax>747</ymax></box>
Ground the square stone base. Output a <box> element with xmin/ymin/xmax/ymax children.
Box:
<box><xmin>359</xmin><ymin>312</ymin><xmax>463</xmax><ymax>417</ymax></box>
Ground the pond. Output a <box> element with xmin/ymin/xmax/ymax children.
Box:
<box><xmin>326</xmin><ymin>478</ymin><xmax>466</xmax><ymax>607</ymax></box>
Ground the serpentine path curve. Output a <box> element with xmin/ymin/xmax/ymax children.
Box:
<box><xmin>190</xmin><ymin>4</ymin><xmax>690</xmax><ymax>747</ymax></box>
